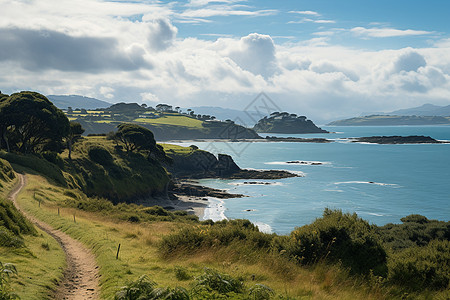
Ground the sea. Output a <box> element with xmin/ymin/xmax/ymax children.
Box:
<box><xmin>174</xmin><ymin>126</ymin><xmax>450</xmax><ymax>235</ymax></box>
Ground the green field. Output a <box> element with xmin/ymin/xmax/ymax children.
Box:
<box><xmin>134</xmin><ymin>115</ymin><xmax>204</xmax><ymax>128</ymax></box>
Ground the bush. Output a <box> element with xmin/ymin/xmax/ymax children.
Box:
<box><xmin>114</xmin><ymin>275</ymin><xmax>189</xmax><ymax>300</ymax></box>
<box><xmin>0</xmin><ymin>262</ymin><xmax>19</xmax><ymax>300</ymax></box>
<box><xmin>0</xmin><ymin>158</ymin><xmax>15</xmax><ymax>182</ymax></box>
<box><xmin>0</xmin><ymin>199</ymin><xmax>35</xmax><ymax>236</ymax></box>
<box><xmin>174</xmin><ymin>266</ymin><xmax>191</xmax><ymax>281</ymax></box>
<box><xmin>378</xmin><ymin>215</ymin><xmax>450</xmax><ymax>251</ymax></box>
<box><xmin>159</xmin><ymin>219</ymin><xmax>273</xmax><ymax>256</ymax></box>
<box><xmin>273</xmin><ymin>209</ymin><xmax>387</xmax><ymax>276</ymax></box>
<box><xmin>193</xmin><ymin>268</ymin><xmax>243</xmax><ymax>295</ymax></box>
<box><xmin>115</xmin><ymin>275</ymin><xmax>156</xmax><ymax>300</ymax></box>
<box><xmin>388</xmin><ymin>240</ymin><xmax>450</xmax><ymax>291</ymax></box>
<box><xmin>42</xmin><ymin>151</ymin><xmax>64</xmax><ymax>169</ymax></box>
<box><xmin>88</xmin><ymin>146</ymin><xmax>114</xmax><ymax>165</ymax></box>
<box><xmin>0</xmin><ymin>227</ymin><xmax>24</xmax><ymax>248</ymax></box>
<box><xmin>143</xmin><ymin>206</ymin><xmax>169</xmax><ymax>216</ymax></box>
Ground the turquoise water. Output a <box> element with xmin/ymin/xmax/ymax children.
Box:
<box><xmin>176</xmin><ymin>126</ymin><xmax>450</xmax><ymax>235</ymax></box>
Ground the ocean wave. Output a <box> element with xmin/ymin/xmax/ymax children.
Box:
<box><xmin>254</xmin><ymin>222</ymin><xmax>273</xmax><ymax>234</ymax></box>
<box><xmin>334</xmin><ymin>181</ymin><xmax>399</xmax><ymax>187</ymax></box>
<box><xmin>324</xmin><ymin>189</ymin><xmax>344</xmax><ymax>192</ymax></box>
<box><xmin>202</xmin><ymin>198</ymin><xmax>227</xmax><ymax>222</ymax></box>
<box><xmin>228</xmin><ymin>181</ymin><xmax>284</xmax><ymax>186</ymax></box>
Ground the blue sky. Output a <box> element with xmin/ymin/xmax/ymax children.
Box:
<box><xmin>1</xmin><ymin>0</ymin><xmax>450</xmax><ymax>122</ymax></box>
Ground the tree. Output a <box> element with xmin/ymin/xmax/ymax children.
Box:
<box><xmin>112</xmin><ymin>124</ymin><xmax>171</xmax><ymax>164</ymax></box>
<box><xmin>0</xmin><ymin>91</ymin><xmax>70</xmax><ymax>154</ymax></box>
<box><xmin>112</xmin><ymin>123</ymin><xmax>158</xmax><ymax>153</ymax></box>
<box><xmin>66</xmin><ymin>122</ymin><xmax>85</xmax><ymax>160</ymax></box>
<box><xmin>156</xmin><ymin>104</ymin><xmax>173</xmax><ymax>112</ymax></box>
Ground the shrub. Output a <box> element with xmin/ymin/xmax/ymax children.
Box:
<box><xmin>174</xmin><ymin>266</ymin><xmax>191</xmax><ymax>281</ymax></box>
<box><xmin>0</xmin><ymin>227</ymin><xmax>24</xmax><ymax>248</ymax></box>
<box><xmin>159</xmin><ymin>219</ymin><xmax>273</xmax><ymax>256</ymax></box>
<box><xmin>248</xmin><ymin>284</ymin><xmax>275</xmax><ymax>300</ymax></box>
<box><xmin>88</xmin><ymin>146</ymin><xmax>114</xmax><ymax>165</ymax></box>
<box><xmin>114</xmin><ymin>275</ymin><xmax>189</xmax><ymax>300</ymax></box>
<box><xmin>143</xmin><ymin>206</ymin><xmax>169</xmax><ymax>216</ymax></box>
<box><xmin>378</xmin><ymin>215</ymin><xmax>450</xmax><ymax>251</ymax></box>
<box><xmin>42</xmin><ymin>151</ymin><xmax>64</xmax><ymax>168</ymax></box>
<box><xmin>0</xmin><ymin>199</ymin><xmax>35</xmax><ymax>236</ymax></box>
<box><xmin>388</xmin><ymin>240</ymin><xmax>450</xmax><ymax>291</ymax></box>
<box><xmin>193</xmin><ymin>268</ymin><xmax>243</xmax><ymax>295</ymax></box>
<box><xmin>115</xmin><ymin>275</ymin><xmax>156</xmax><ymax>300</ymax></box>
<box><xmin>0</xmin><ymin>262</ymin><xmax>19</xmax><ymax>300</ymax></box>
<box><xmin>273</xmin><ymin>209</ymin><xmax>387</xmax><ymax>276</ymax></box>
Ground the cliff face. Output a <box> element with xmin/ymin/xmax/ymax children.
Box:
<box><xmin>167</xmin><ymin>151</ymin><xmax>241</xmax><ymax>178</ymax></box>
<box><xmin>253</xmin><ymin>114</ymin><xmax>328</xmax><ymax>134</ymax></box>
<box><xmin>167</xmin><ymin>149</ymin><xmax>297</xmax><ymax>180</ymax></box>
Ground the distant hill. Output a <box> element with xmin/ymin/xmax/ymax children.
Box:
<box><xmin>389</xmin><ymin>104</ymin><xmax>450</xmax><ymax>116</ymax></box>
<box><xmin>190</xmin><ymin>106</ymin><xmax>260</xmax><ymax>127</ymax></box>
<box><xmin>328</xmin><ymin>115</ymin><xmax>450</xmax><ymax>126</ymax></box>
<box><xmin>254</xmin><ymin>112</ymin><xmax>328</xmax><ymax>134</ymax></box>
<box><xmin>47</xmin><ymin>95</ymin><xmax>112</xmax><ymax>110</ymax></box>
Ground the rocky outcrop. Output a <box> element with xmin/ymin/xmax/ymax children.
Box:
<box><xmin>167</xmin><ymin>150</ymin><xmax>297</xmax><ymax>179</ymax></box>
<box><xmin>170</xmin><ymin>182</ymin><xmax>245</xmax><ymax>199</ymax></box>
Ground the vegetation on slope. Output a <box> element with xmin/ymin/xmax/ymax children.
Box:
<box><xmin>0</xmin><ymin>159</ymin><xmax>65</xmax><ymax>300</ymax></box>
<box><xmin>253</xmin><ymin>112</ymin><xmax>328</xmax><ymax>134</ymax></box>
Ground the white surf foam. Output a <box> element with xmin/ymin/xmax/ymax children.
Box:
<box><xmin>334</xmin><ymin>181</ymin><xmax>399</xmax><ymax>187</ymax></box>
<box><xmin>254</xmin><ymin>222</ymin><xmax>273</xmax><ymax>234</ymax></box>
<box><xmin>202</xmin><ymin>198</ymin><xmax>227</xmax><ymax>222</ymax></box>
<box><xmin>265</xmin><ymin>160</ymin><xmax>329</xmax><ymax>166</ymax></box>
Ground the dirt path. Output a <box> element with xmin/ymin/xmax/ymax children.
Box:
<box><xmin>8</xmin><ymin>174</ymin><xmax>100</xmax><ymax>300</ymax></box>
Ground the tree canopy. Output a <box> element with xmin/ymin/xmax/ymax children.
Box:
<box><xmin>0</xmin><ymin>91</ymin><xmax>70</xmax><ymax>153</ymax></box>
<box><xmin>111</xmin><ymin>123</ymin><xmax>171</xmax><ymax>164</ymax></box>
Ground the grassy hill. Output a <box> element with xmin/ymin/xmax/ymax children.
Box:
<box><xmin>1</xmin><ymin>136</ymin><xmax>170</xmax><ymax>202</ymax></box>
<box><xmin>66</xmin><ymin>105</ymin><xmax>261</xmax><ymax>140</ymax></box>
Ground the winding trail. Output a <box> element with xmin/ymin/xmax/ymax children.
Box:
<box><xmin>8</xmin><ymin>174</ymin><xmax>100</xmax><ymax>300</ymax></box>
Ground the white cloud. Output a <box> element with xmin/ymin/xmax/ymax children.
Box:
<box><xmin>1</xmin><ymin>0</ymin><xmax>450</xmax><ymax>123</ymax></box>
<box><xmin>288</xmin><ymin>11</ymin><xmax>320</xmax><ymax>16</ymax></box>
<box><xmin>288</xmin><ymin>18</ymin><xmax>335</xmax><ymax>24</ymax></box>
<box><xmin>188</xmin><ymin>0</ymin><xmax>244</xmax><ymax>7</ymax></box>
<box><xmin>351</xmin><ymin>27</ymin><xmax>433</xmax><ymax>38</ymax></box>
<box><xmin>225</xmin><ymin>33</ymin><xmax>277</xmax><ymax>78</ymax></box>
<box><xmin>147</xmin><ymin>19</ymin><xmax>178</xmax><ymax>51</ymax></box>
<box><xmin>181</xmin><ymin>7</ymin><xmax>277</xmax><ymax>18</ymax></box>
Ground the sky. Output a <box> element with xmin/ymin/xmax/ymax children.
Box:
<box><xmin>1</xmin><ymin>0</ymin><xmax>450</xmax><ymax>122</ymax></box>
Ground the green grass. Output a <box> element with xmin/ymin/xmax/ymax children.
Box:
<box><xmin>159</xmin><ymin>144</ymin><xmax>196</xmax><ymax>156</ymax></box>
<box><xmin>0</xmin><ymin>229</ymin><xmax>65</xmax><ymax>299</ymax></box>
<box><xmin>10</xmin><ymin>175</ymin><xmax>381</xmax><ymax>299</ymax></box>
<box><xmin>13</xmin><ymin>174</ymin><xmax>397</xmax><ymax>300</ymax></box>
<box><xmin>134</xmin><ymin>115</ymin><xmax>204</xmax><ymax>128</ymax></box>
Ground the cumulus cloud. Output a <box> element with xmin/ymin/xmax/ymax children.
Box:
<box><xmin>1</xmin><ymin>0</ymin><xmax>450</xmax><ymax>123</ymax></box>
<box><xmin>147</xmin><ymin>19</ymin><xmax>178</xmax><ymax>51</ymax></box>
<box><xmin>393</xmin><ymin>51</ymin><xmax>427</xmax><ymax>73</ymax></box>
<box><xmin>0</xmin><ymin>28</ymin><xmax>151</xmax><ymax>72</ymax></box>
<box><xmin>226</xmin><ymin>33</ymin><xmax>277</xmax><ymax>78</ymax></box>
<box><xmin>310</xmin><ymin>61</ymin><xmax>359</xmax><ymax>81</ymax></box>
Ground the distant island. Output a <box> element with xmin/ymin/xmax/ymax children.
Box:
<box><xmin>254</xmin><ymin>112</ymin><xmax>328</xmax><ymax>134</ymax></box>
<box><xmin>328</xmin><ymin>115</ymin><xmax>450</xmax><ymax>126</ymax></box>
<box><xmin>351</xmin><ymin>135</ymin><xmax>447</xmax><ymax>144</ymax></box>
